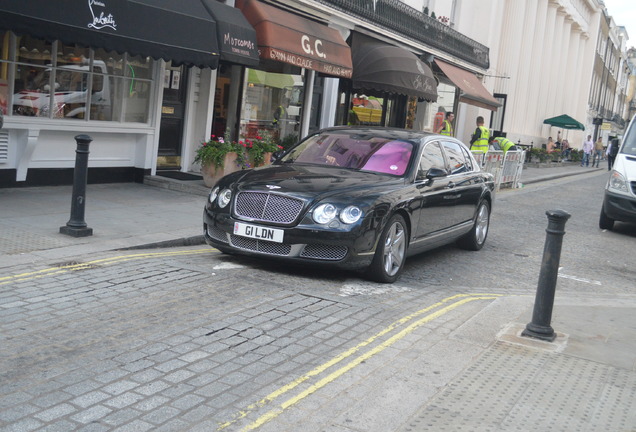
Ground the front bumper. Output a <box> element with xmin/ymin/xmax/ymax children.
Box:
<box><xmin>603</xmin><ymin>189</ymin><xmax>636</xmax><ymax>224</ymax></box>
<box><xmin>203</xmin><ymin>208</ymin><xmax>378</xmax><ymax>270</ymax></box>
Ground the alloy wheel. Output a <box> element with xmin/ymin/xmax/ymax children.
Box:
<box><xmin>383</xmin><ymin>220</ymin><xmax>406</xmax><ymax>276</ymax></box>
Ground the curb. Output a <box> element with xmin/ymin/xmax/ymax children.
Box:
<box><xmin>522</xmin><ymin>166</ymin><xmax>605</xmax><ymax>185</ymax></box>
<box><xmin>115</xmin><ymin>235</ymin><xmax>206</xmax><ymax>251</ymax></box>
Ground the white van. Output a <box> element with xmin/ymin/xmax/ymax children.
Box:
<box><xmin>599</xmin><ymin>115</ymin><xmax>636</xmax><ymax>230</ymax></box>
<box><xmin>13</xmin><ymin>61</ymin><xmax>110</xmax><ymax>119</ymax></box>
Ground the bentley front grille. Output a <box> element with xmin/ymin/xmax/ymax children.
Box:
<box><xmin>234</xmin><ymin>192</ymin><xmax>304</xmax><ymax>224</ymax></box>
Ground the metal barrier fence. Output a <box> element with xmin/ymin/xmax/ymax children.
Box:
<box><xmin>472</xmin><ymin>150</ymin><xmax>526</xmax><ymax>190</ymax></box>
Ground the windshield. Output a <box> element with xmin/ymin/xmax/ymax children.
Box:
<box><xmin>279</xmin><ymin>132</ymin><xmax>414</xmax><ymax>176</ymax></box>
<box><xmin>622</xmin><ymin>122</ymin><xmax>636</xmax><ymax>156</ymax></box>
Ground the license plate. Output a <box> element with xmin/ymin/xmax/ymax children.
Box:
<box><xmin>233</xmin><ymin>222</ymin><xmax>284</xmax><ymax>243</ymax></box>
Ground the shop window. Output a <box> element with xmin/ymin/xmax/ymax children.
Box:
<box><xmin>122</xmin><ymin>77</ymin><xmax>151</xmax><ymax>123</ymax></box>
<box><xmin>3</xmin><ymin>31</ymin><xmax>154</xmax><ymax>123</ymax></box>
<box><xmin>349</xmin><ymin>94</ymin><xmax>384</xmax><ymax>126</ymax></box>
<box><xmin>240</xmin><ymin>68</ymin><xmax>303</xmax><ymax>144</ymax></box>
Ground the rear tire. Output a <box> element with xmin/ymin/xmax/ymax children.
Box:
<box><xmin>599</xmin><ymin>206</ymin><xmax>614</xmax><ymax>230</ymax></box>
<box><xmin>457</xmin><ymin>201</ymin><xmax>490</xmax><ymax>251</ymax></box>
<box><xmin>365</xmin><ymin>214</ymin><xmax>408</xmax><ymax>283</ymax></box>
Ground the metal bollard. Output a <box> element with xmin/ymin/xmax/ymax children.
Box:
<box><xmin>60</xmin><ymin>135</ymin><xmax>93</xmax><ymax>237</ymax></box>
<box><xmin>521</xmin><ymin>209</ymin><xmax>571</xmax><ymax>341</ymax></box>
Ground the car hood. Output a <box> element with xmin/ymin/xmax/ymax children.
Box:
<box><xmin>225</xmin><ymin>164</ymin><xmax>405</xmax><ymax>201</ymax></box>
<box><xmin>614</xmin><ymin>153</ymin><xmax>636</xmax><ymax>180</ymax></box>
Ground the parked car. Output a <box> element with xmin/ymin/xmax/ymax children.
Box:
<box><xmin>599</xmin><ymin>116</ymin><xmax>636</xmax><ymax>230</ymax></box>
<box><xmin>203</xmin><ymin>127</ymin><xmax>495</xmax><ymax>283</ymax></box>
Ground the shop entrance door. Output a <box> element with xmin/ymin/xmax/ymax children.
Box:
<box><xmin>157</xmin><ymin>63</ymin><xmax>188</xmax><ymax>170</ymax></box>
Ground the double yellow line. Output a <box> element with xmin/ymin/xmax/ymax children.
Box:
<box><xmin>218</xmin><ymin>293</ymin><xmax>501</xmax><ymax>431</ymax></box>
<box><xmin>0</xmin><ymin>249</ymin><xmax>215</xmax><ymax>286</ymax></box>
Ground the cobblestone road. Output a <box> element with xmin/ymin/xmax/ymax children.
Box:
<box><xmin>2</xmin><ymin>172</ymin><xmax>634</xmax><ymax>431</ymax></box>
<box><xmin>0</xmin><ymin>246</ymin><xmax>529</xmax><ymax>432</ymax></box>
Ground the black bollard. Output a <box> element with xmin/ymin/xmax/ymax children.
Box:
<box><xmin>60</xmin><ymin>135</ymin><xmax>93</xmax><ymax>237</ymax></box>
<box><xmin>522</xmin><ymin>209</ymin><xmax>571</xmax><ymax>341</ymax></box>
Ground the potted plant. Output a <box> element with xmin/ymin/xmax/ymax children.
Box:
<box><xmin>194</xmin><ymin>133</ymin><xmax>247</xmax><ymax>187</ymax></box>
<box><xmin>569</xmin><ymin>149</ymin><xmax>582</xmax><ymax>163</ymax></box>
<box><xmin>244</xmin><ymin>130</ymin><xmax>283</xmax><ymax>167</ymax></box>
<box><xmin>528</xmin><ymin>147</ymin><xmax>549</xmax><ymax>163</ymax></box>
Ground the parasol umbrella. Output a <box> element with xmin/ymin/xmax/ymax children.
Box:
<box><xmin>543</xmin><ymin>114</ymin><xmax>585</xmax><ymax>130</ymax></box>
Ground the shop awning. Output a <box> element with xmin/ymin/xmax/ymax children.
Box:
<box><xmin>247</xmin><ymin>70</ymin><xmax>303</xmax><ymax>89</ymax></box>
<box><xmin>351</xmin><ymin>34</ymin><xmax>438</xmax><ymax>101</ymax></box>
<box><xmin>201</xmin><ymin>0</ymin><xmax>259</xmax><ymax>67</ymax></box>
<box><xmin>237</xmin><ymin>0</ymin><xmax>353</xmax><ymax>78</ymax></box>
<box><xmin>0</xmin><ymin>0</ymin><xmax>220</xmax><ymax>69</ymax></box>
<box><xmin>434</xmin><ymin>59</ymin><xmax>500</xmax><ymax>111</ymax></box>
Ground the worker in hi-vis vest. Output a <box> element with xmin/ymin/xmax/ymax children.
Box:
<box><xmin>469</xmin><ymin>116</ymin><xmax>489</xmax><ymax>153</ymax></box>
<box><xmin>435</xmin><ymin>111</ymin><xmax>454</xmax><ymax>136</ymax></box>
<box><xmin>272</xmin><ymin>105</ymin><xmax>285</xmax><ymax>127</ymax></box>
<box><xmin>490</xmin><ymin>136</ymin><xmax>518</xmax><ymax>154</ymax></box>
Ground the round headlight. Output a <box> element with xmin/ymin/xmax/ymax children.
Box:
<box><xmin>340</xmin><ymin>206</ymin><xmax>362</xmax><ymax>224</ymax></box>
<box><xmin>313</xmin><ymin>203</ymin><xmax>337</xmax><ymax>224</ymax></box>
<box><xmin>608</xmin><ymin>170</ymin><xmax>628</xmax><ymax>192</ymax></box>
<box><xmin>218</xmin><ymin>188</ymin><xmax>232</xmax><ymax>208</ymax></box>
<box><xmin>209</xmin><ymin>186</ymin><xmax>220</xmax><ymax>204</ymax></box>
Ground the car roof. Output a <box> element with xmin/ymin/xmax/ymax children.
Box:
<box><xmin>318</xmin><ymin>126</ymin><xmax>438</xmax><ymax>142</ymax></box>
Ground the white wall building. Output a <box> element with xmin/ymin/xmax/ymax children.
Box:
<box><xmin>416</xmin><ymin>0</ymin><xmax>635</xmax><ymax>149</ymax></box>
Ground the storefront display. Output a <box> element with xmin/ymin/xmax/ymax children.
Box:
<box><xmin>4</xmin><ymin>32</ymin><xmax>154</xmax><ymax>123</ymax></box>
<box><xmin>240</xmin><ymin>69</ymin><xmax>304</xmax><ymax>144</ymax></box>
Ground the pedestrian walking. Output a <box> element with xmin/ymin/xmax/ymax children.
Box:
<box><xmin>581</xmin><ymin>135</ymin><xmax>593</xmax><ymax>167</ymax></box>
<box><xmin>592</xmin><ymin>137</ymin><xmax>604</xmax><ymax>167</ymax></box>
<box><xmin>469</xmin><ymin>116</ymin><xmax>489</xmax><ymax>153</ymax></box>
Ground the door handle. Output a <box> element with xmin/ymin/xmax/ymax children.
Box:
<box><xmin>447</xmin><ymin>182</ymin><xmax>456</xmax><ymax>189</ymax></box>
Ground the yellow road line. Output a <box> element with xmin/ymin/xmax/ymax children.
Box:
<box><xmin>0</xmin><ymin>249</ymin><xmax>216</xmax><ymax>285</ymax></box>
<box><xmin>218</xmin><ymin>294</ymin><xmax>501</xmax><ymax>431</ymax></box>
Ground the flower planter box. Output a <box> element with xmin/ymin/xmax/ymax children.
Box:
<box><xmin>248</xmin><ymin>152</ymin><xmax>273</xmax><ymax>168</ymax></box>
<box><xmin>200</xmin><ymin>152</ymin><xmax>241</xmax><ymax>187</ymax></box>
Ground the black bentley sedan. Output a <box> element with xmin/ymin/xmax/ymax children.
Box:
<box><xmin>203</xmin><ymin>127</ymin><xmax>495</xmax><ymax>283</ymax></box>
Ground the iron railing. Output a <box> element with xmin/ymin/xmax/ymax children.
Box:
<box><xmin>314</xmin><ymin>0</ymin><xmax>489</xmax><ymax>69</ymax></box>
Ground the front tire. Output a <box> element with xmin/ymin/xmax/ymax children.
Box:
<box><xmin>599</xmin><ymin>206</ymin><xmax>614</xmax><ymax>230</ymax></box>
<box><xmin>457</xmin><ymin>201</ymin><xmax>490</xmax><ymax>251</ymax></box>
<box><xmin>365</xmin><ymin>214</ymin><xmax>408</xmax><ymax>283</ymax></box>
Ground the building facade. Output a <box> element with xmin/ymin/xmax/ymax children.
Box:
<box><xmin>3</xmin><ymin>0</ymin><xmax>636</xmax><ymax>189</ymax></box>
<box><xmin>1</xmin><ymin>0</ymin><xmax>503</xmax><ymax>187</ymax></box>
<box><xmin>415</xmin><ymin>0</ymin><xmax>634</xmax><ymax>149</ymax></box>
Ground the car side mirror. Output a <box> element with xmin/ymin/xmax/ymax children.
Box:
<box><xmin>271</xmin><ymin>150</ymin><xmax>284</xmax><ymax>162</ymax></box>
<box><xmin>426</xmin><ymin>167</ymin><xmax>448</xmax><ymax>180</ymax></box>
<box><xmin>416</xmin><ymin>166</ymin><xmax>447</xmax><ymax>183</ymax></box>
